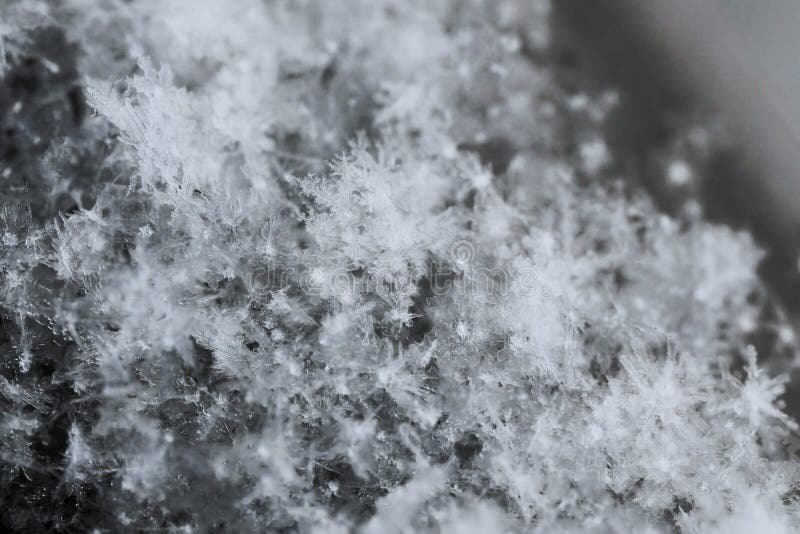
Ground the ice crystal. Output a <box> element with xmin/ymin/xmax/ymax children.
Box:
<box><xmin>1</xmin><ymin>1</ymin><xmax>799</xmax><ymax>532</ymax></box>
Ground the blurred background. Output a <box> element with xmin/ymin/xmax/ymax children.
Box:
<box><xmin>554</xmin><ymin>0</ymin><xmax>800</xmax><ymax>273</ymax></box>
<box><xmin>552</xmin><ymin>0</ymin><xmax>800</xmax><ymax>412</ymax></box>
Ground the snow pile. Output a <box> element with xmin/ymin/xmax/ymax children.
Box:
<box><xmin>1</xmin><ymin>1</ymin><xmax>799</xmax><ymax>531</ymax></box>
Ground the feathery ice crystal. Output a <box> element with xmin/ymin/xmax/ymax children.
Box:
<box><xmin>1</xmin><ymin>1</ymin><xmax>800</xmax><ymax>532</ymax></box>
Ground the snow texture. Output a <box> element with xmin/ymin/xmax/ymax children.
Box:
<box><xmin>1</xmin><ymin>1</ymin><xmax>800</xmax><ymax>532</ymax></box>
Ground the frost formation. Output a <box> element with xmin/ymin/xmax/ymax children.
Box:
<box><xmin>1</xmin><ymin>1</ymin><xmax>800</xmax><ymax>532</ymax></box>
